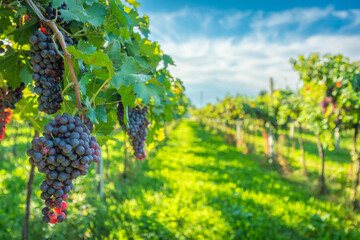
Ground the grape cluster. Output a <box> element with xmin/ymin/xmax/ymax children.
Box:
<box><xmin>0</xmin><ymin>109</ymin><xmax>12</xmax><ymax>141</ymax></box>
<box><xmin>0</xmin><ymin>82</ymin><xmax>25</xmax><ymax>110</ymax></box>
<box><xmin>27</xmin><ymin>113</ymin><xmax>100</xmax><ymax>224</ymax></box>
<box><xmin>29</xmin><ymin>27</ymin><xmax>73</xmax><ymax>114</ymax></box>
<box><xmin>320</xmin><ymin>86</ymin><xmax>337</xmax><ymax>115</ymax></box>
<box><xmin>44</xmin><ymin>3</ymin><xmax>73</xmax><ymax>34</ymax></box>
<box><xmin>45</xmin><ymin>3</ymin><xmax>67</xmax><ymax>23</ymax></box>
<box><xmin>0</xmin><ymin>83</ymin><xmax>25</xmax><ymax>142</ymax></box>
<box><xmin>126</xmin><ymin>106</ymin><xmax>150</xmax><ymax>161</ymax></box>
<box><xmin>116</xmin><ymin>95</ymin><xmax>126</xmax><ymax>130</ymax></box>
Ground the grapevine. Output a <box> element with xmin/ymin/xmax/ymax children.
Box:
<box><xmin>0</xmin><ymin>0</ymin><xmax>187</xmax><ymax>232</ymax></box>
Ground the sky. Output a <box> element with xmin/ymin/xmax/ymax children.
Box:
<box><xmin>139</xmin><ymin>0</ymin><xmax>360</xmax><ymax>107</ymax></box>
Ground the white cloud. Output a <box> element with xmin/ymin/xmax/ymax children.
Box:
<box><xmin>145</xmin><ymin>6</ymin><xmax>360</xmax><ymax>106</ymax></box>
<box><xmin>251</xmin><ymin>6</ymin><xmax>336</xmax><ymax>28</ymax></box>
<box><xmin>218</xmin><ymin>11</ymin><xmax>251</xmax><ymax>29</ymax></box>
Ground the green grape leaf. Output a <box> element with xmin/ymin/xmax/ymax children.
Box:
<box><xmin>61</xmin><ymin>1</ymin><xmax>107</xmax><ymax>28</ymax></box>
<box><xmin>67</xmin><ymin>45</ymin><xmax>115</xmax><ymax>78</ymax></box>
<box><xmin>133</xmin><ymin>82</ymin><xmax>165</xmax><ymax>106</ymax></box>
<box><xmin>118</xmin><ymin>85</ymin><xmax>136</xmax><ymax>108</ymax></box>
<box><xmin>96</xmin><ymin>136</ymin><xmax>119</xmax><ymax>146</ymax></box>
<box><xmin>95</xmin><ymin>106</ymin><xmax>107</xmax><ymax>123</ymax></box>
<box><xmin>77</xmin><ymin>40</ymin><xmax>97</xmax><ymax>55</ymax></box>
<box><xmin>79</xmin><ymin>71</ymin><xmax>92</xmax><ymax>95</ymax></box>
<box><xmin>109</xmin><ymin>0</ymin><xmax>131</xmax><ymax>28</ymax></box>
<box><xmin>52</xmin><ymin>0</ymin><xmax>64</xmax><ymax>8</ymax></box>
<box><xmin>84</xmin><ymin>97</ymin><xmax>98</xmax><ymax>124</ymax></box>
<box><xmin>20</xmin><ymin>63</ymin><xmax>32</xmax><ymax>86</ymax></box>
<box><xmin>163</xmin><ymin>54</ymin><xmax>175</xmax><ymax>68</ymax></box>
<box><xmin>93</xmin><ymin>115</ymin><xmax>116</xmax><ymax>136</ymax></box>
<box><xmin>10</xmin><ymin>18</ymin><xmax>38</xmax><ymax>45</ymax></box>
<box><xmin>0</xmin><ymin>50</ymin><xmax>22</xmax><ymax>88</ymax></box>
<box><xmin>111</xmin><ymin>73</ymin><xmax>151</xmax><ymax>89</ymax></box>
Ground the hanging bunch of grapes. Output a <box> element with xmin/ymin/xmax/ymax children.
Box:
<box><xmin>320</xmin><ymin>85</ymin><xmax>338</xmax><ymax>115</ymax></box>
<box><xmin>126</xmin><ymin>106</ymin><xmax>150</xmax><ymax>161</ymax></box>
<box><xmin>27</xmin><ymin>113</ymin><xmax>100</xmax><ymax>224</ymax></box>
<box><xmin>28</xmin><ymin>2</ymin><xmax>73</xmax><ymax>115</ymax></box>
<box><xmin>0</xmin><ymin>83</ymin><xmax>25</xmax><ymax>142</ymax></box>
<box><xmin>116</xmin><ymin>95</ymin><xmax>126</xmax><ymax>130</ymax></box>
<box><xmin>0</xmin><ymin>109</ymin><xmax>12</xmax><ymax>141</ymax></box>
<box><xmin>116</xmin><ymin>94</ymin><xmax>150</xmax><ymax>160</ymax></box>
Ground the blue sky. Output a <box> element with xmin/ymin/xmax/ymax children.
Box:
<box><xmin>139</xmin><ymin>1</ymin><xmax>360</xmax><ymax>107</ymax></box>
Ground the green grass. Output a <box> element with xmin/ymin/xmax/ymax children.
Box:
<box><xmin>1</xmin><ymin>120</ymin><xmax>360</xmax><ymax>239</ymax></box>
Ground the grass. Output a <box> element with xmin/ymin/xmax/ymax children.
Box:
<box><xmin>0</xmin><ymin>120</ymin><xmax>360</xmax><ymax>239</ymax></box>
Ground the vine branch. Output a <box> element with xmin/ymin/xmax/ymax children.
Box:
<box><xmin>25</xmin><ymin>0</ymin><xmax>83</xmax><ymax>112</ymax></box>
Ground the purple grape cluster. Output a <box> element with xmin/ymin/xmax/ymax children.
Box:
<box><xmin>45</xmin><ymin>3</ymin><xmax>67</xmax><ymax>24</ymax></box>
<box><xmin>29</xmin><ymin>28</ymin><xmax>72</xmax><ymax>114</ymax></box>
<box><xmin>127</xmin><ymin>106</ymin><xmax>150</xmax><ymax>161</ymax></box>
<box><xmin>44</xmin><ymin>3</ymin><xmax>74</xmax><ymax>35</ymax></box>
<box><xmin>0</xmin><ymin>83</ymin><xmax>25</xmax><ymax>142</ymax></box>
<box><xmin>0</xmin><ymin>82</ymin><xmax>25</xmax><ymax>110</ymax></box>
<box><xmin>116</xmin><ymin>95</ymin><xmax>126</xmax><ymax>130</ymax></box>
<box><xmin>27</xmin><ymin>113</ymin><xmax>100</xmax><ymax>224</ymax></box>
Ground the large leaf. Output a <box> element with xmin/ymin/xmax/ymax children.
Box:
<box><xmin>60</xmin><ymin>1</ymin><xmax>107</xmax><ymax>28</ymax></box>
<box><xmin>67</xmin><ymin>45</ymin><xmax>115</xmax><ymax>79</ymax></box>
<box><xmin>133</xmin><ymin>82</ymin><xmax>165</xmax><ymax>106</ymax></box>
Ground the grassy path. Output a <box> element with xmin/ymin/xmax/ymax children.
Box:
<box><xmin>103</xmin><ymin>120</ymin><xmax>359</xmax><ymax>239</ymax></box>
<box><xmin>1</xmin><ymin>120</ymin><xmax>359</xmax><ymax>239</ymax></box>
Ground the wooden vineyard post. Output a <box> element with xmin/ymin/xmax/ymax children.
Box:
<box><xmin>268</xmin><ymin>78</ymin><xmax>275</xmax><ymax>164</ymax></box>
<box><xmin>317</xmin><ymin>135</ymin><xmax>327</xmax><ymax>194</ymax></box>
<box><xmin>335</xmin><ymin>127</ymin><xmax>340</xmax><ymax>150</ymax></box>
<box><xmin>22</xmin><ymin>130</ymin><xmax>38</xmax><ymax>240</ymax></box>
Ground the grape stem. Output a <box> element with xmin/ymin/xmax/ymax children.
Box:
<box><xmin>25</xmin><ymin>0</ymin><xmax>83</xmax><ymax>112</ymax></box>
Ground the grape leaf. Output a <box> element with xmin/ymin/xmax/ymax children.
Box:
<box><xmin>163</xmin><ymin>54</ymin><xmax>175</xmax><ymax>68</ymax></box>
<box><xmin>133</xmin><ymin>82</ymin><xmax>165</xmax><ymax>106</ymax></box>
<box><xmin>77</xmin><ymin>40</ymin><xmax>97</xmax><ymax>55</ymax></box>
<box><xmin>95</xmin><ymin>106</ymin><xmax>107</xmax><ymax>123</ymax></box>
<box><xmin>20</xmin><ymin>63</ymin><xmax>32</xmax><ymax>86</ymax></box>
<box><xmin>109</xmin><ymin>0</ymin><xmax>131</xmax><ymax>28</ymax></box>
<box><xmin>79</xmin><ymin>71</ymin><xmax>92</xmax><ymax>95</ymax></box>
<box><xmin>111</xmin><ymin>73</ymin><xmax>151</xmax><ymax>89</ymax></box>
<box><xmin>10</xmin><ymin>18</ymin><xmax>38</xmax><ymax>45</ymax></box>
<box><xmin>61</xmin><ymin>1</ymin><xmax>107</xmax><ymax>28</ymax></box>
<box><xmin>67</xmin><ymin>45</ymin><xmax>115</xmax><ymax>78</ymax></box>
<box><xmin>0</xmin><ymin>50</ymin><xmax>22</xmax><ymax>88</ymax></box>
